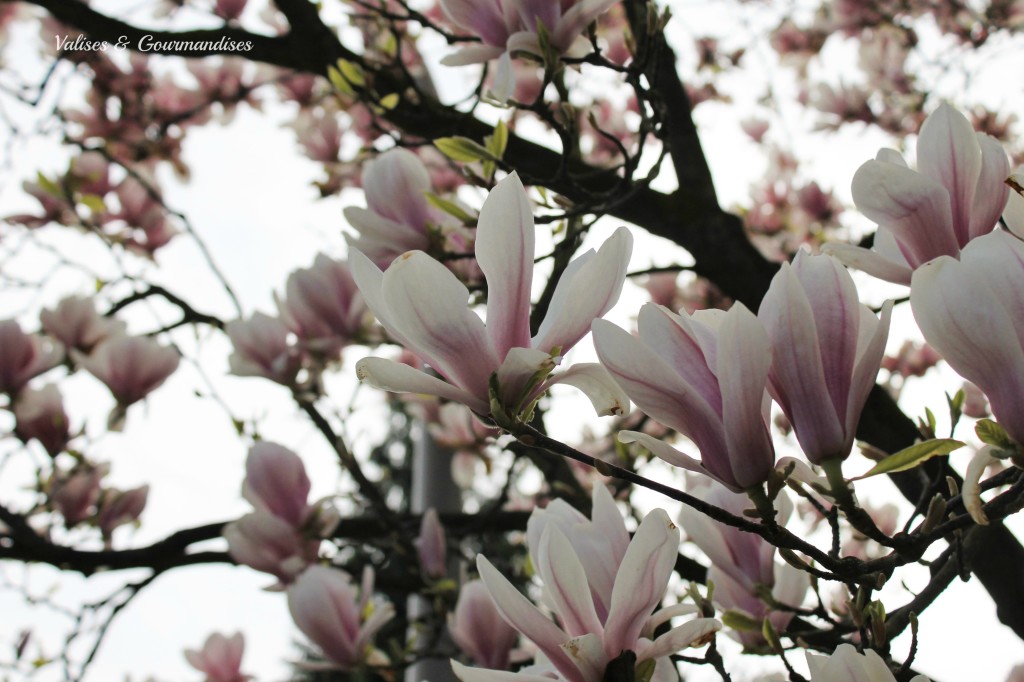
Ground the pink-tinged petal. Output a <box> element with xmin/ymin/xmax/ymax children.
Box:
<box><xmin>760</xmin><ymin>262</ymin><xmax>846</xmax><ymax>462</ymax></box>
<box><xmin>448</xmin><ymin>580</ymin><xmax>519</xmax><ymax>670</ymax></box>
<box><xmin>439</xmin><ymin>0</ymin><xmax>510</xmax><ymax>47</ymax></box>
<box><xmin>494</xmin><ymin>347</ymin><xmax>556</xmax><ymax>413</ymax></box>
<box><xmin>552</xmin><ymin>0</ymin><xmax>619</xmax><ymax>50</ymax></box>
<box><xmin>716</xmin><ymin>304</ymin><xmax>775</xmax><ymax>489</ymax></box>
<box><xmin>603</xmin><ymin>509</ymin><xmax>679</xmax><ymax>659</ymax></box>
<box><xmin>348</xmin><ymin>249</ymin><xmax>409</xmax><ymax>346</ymax></box>
<box><xmin>1005</xmin><ymin>191</ymin><xmax>1024</xmax><ymax>240</ymax></box>
<box><xmin>243</xmin><ymin>442</ymin><xmax>311</xmax><ymax>526</ymax></box>
<box><xmin>476</xmin><ymin>555</ymin><xmax>581</xmax><ymax>682</ymax></box>
<box><xmin>417</xmin><ymin>508</ymin><xmax>447</xmax><ymax>579</ymax></box>
<box><xmin>441</xmin><ymin>44</ymin><xmax>507</xmax><ymax>67</ymax></box>
<box><xmin>477</xmin><ymin>173</ymin><xmax>535</xmax><ymax>355</ymax></box>
<box><xmin>535</xmin><ymin>525</ymin><xmax>604</xmax><ymax>637</ymax></box>
<box><xmin>532</xmin><ymin>227</ymin><xmax>632</xmax><ymax>355</ymax></box>
<box><xmin>851</xmin><ymin>159</ymin><xmax>958</xmax><ymax>267</ymax></box>
<box><xmin>917</xmin><ymin>102</ymin><xmax>983</xmax><ymax>245</ymax></box>
<box><xmin>560</xmin><ymin>633</ymin><xmax>605</xmax><ymax>681</ymax></box>
<box><xmin>356</xmin><ymin>357</ymin><xmax>489</xmax><ymax>415</ymax></box>
<box><xmin>638</xmin><ymin>618</ymin><xmax>720</xmax><ymax>662</ymax></box>
<box><xmin>821</xmin><ymin>239</ymin><xmax>912</xmax><ymax>286</ymax></box>
<box><xmin>488</xmin><ymin>52</ymin><xmax>516</xmax><ymax>104</ymax></box>
<box><xmin>450</xmin><ymin>660</ymin><xmax>555</xmax><ymax>682</ymax></box>
<box><xmin>958</xmin><ymin>231</ymin><xmax>1024</xmax><ymax>351</ymax></box>
<box><xmin>509</xmin><ymin>0</ymin><xmax>560</xmax><ymax>37</ymax></box>
<box><xmin>287</xmin><ymin>566</ymin><xmax>359</xmax><ymax>667</ymax></box>
<box><xmin>381</xmin><ymin>251</ymin><xmax>499</xmax><ymax>399</ymax></box>
<box><xmin>772</xmin><ymin>559</ymin><xmax>811</xmax><ymax>612</ymax></box>
<box><xmin>635</xmin><ymin>305</ymin><xmax>720</xmax><ymax>406</ymax></box>
<box><xmin>363</xmin><ymin>150</ymin><xmax>432</xmax><ymax>229</ymax></box>
<box><xmin>592</xmin><ymin>319</ymin><xmax>724</xmax><ymax>456</ymax></box>
<box><xmin>344</xmin><ymin>207</ymin><xmax>428</xmax><ymax>258</ymax></box>
<box><xmin>911</xmin><ymin>251</ymin><xmax>1024</xmax><ymax>443</ymax></box>
<box><xmin>541</xmin><ymin>362</ymin><xmax>629</xmax><ymax>417</ymax></box>
<box><xmin>969</xmin><ymin>134</ymin><xmax>1010</xmax><ymax>240</ymax></box>
<box><xmin>845</xmin><ymin>301</ymin><xmax>892</xmax><ymax>437</ymax></box>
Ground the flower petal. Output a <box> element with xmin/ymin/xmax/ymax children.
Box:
<box><xmin>969</xmin><ymin>134</ymin><xmax>1010</xmax><ymax>240</ymax></box>
<box><xmin>639</xmin><ymin>618</ymin><xmax>720</xmax><ymax>662</ymax></box>
<box><xmin>535</xmin><ymin>525</ymin><xmax>604</xmax><ymax>637</ymax></box>
<box><xmin>356</xmin><ymin>357</ymin><xmax>488</xmax><ymax>415</ymax></box>
<box><xmin>542</xmin><ymin>362</ymin><xmax>629</xmax><ymax>417</ymax></box>
<box><xmin>916</xmin><ymin>102</ymin><xmax>983</xmax><ymax>245</ymax></box>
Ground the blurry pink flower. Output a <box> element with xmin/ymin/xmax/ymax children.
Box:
<box><xmin>961</xmin><ymin>381</ymin><xmax>990</xmax><ymax>419</ymax></box>
<box><xmin>287</xmin><ymin>565</ymin><xmax>395</xmax><ymax>669</ymax></box>
<box><xmin>226</xmin><ymin>313</ymin><xmax>301</xmax><ymax>385</ymax></box>
<box><xmin>467</xmin><ymin>500</ymin><xmax>719</xmax><ymax>682</ymax></box>
<box><xmin>439</xmin><ymin>0</ymin><xmax>619</xmax><ymax>101</ymax></box>
<box><xmin>13</xmin><ymin>384</ymin><xmax>70</xmax><ymax>457</ymax></box>
<box><xmin>0</xmin><ymin>320</ymin><xmax>62</xmax><ymax>397</ymax></box>
<box><xmin>679</xmin><ymin>479</ymin><xmax>807</xmax><ymax>648</ymax></box>
<box><xmin>289</xmin><ymin>109</ymin><xmax>342</xmax><ymax>164</ymax></box>
<box><xmin>910</xmin><ymin>229</ymin><xmax>1024</xmax><ymax>444</ymax></box>
<box><xmin>77</xmin><ymin>335</ymin><xmax>179</xmax><ymax>406</ymax></box>
<box><xmin>759</xmin><ymin>251</ymin><xmax>891</xmax><ymax>464</ymax></box>
<box><xmin>96</xmin><ymin>485</ymin><xmax>149</xmax><ymax>542</ymax></box>
<box><xmin>184</xmin><ymin>631</ymin><xmax>250</xmax><ymax>682</ymax></box>
<box><xmin>242</xmin><ymin>442</ymin><xmax>312</xmax><ymax>527</ymax></box>
<box><xmin>881</xmin><ymin>340</ymin><xmax>942</xmax><ymax>379</ymax></box>
<box><xmin>448</xmin><ymin>580</ymin><xmax>519</xmax><ymax>670</ymax></box>
<box><xmin>416</xmin><ymin>508</ymin><xmax>447</xmax><ymax>580</ymax></box>
<box><xmin>69</xmin><ymin>152</ymin><xmax>113</xmax><ymax>196</ymax></box>
<box><xmin>213</xmin><ymin>0</ymin><xmax>248</xmax><ymax>21</ymax></box>
<box><xmin>343</xmin><ymin>148</ymin><xmax>443</xmax><ymax>268</ymax></box>
<box><xmin>40</xmin><ymin>295</ymin><xmax>125</xmax><ymax>353</ymax></box>
<box><xmin>224</xmin><ymin>510</ymin><xmax>319</xmax><ymax>586</ymax></box>
<box><xmin>806</xmin><ymin>644</ymin><xmax>928</xmax><ymax>682</ymax></box>
<box><xmin>593</xmin><ymin>302</ymin><xmax>775</xmax><ymax>492</ymax></box>
<box><xmin>826</xmin><ymin>103</ymin><xmax>1010</xmax><ymax>284</ymax></box>
<box><xmin>353</xmin><ymin>173</ymin><xmax>631</xmax><ymax>421</ymax></box>
<box><xmin>51</xmin><ymin>465</ymin><xmax>106</xmax><ymax>527</ymax></box>
<box><xmin>277</xmin><ymin>254</ymin><xmax>367</xmax><ymax>356</ymax></box>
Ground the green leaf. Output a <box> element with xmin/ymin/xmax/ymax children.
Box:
<box><xmin>78</xmin><ymin>193</ymin><xmax>106</xmax><ymax>214</ymax></box>
<box><xmin>336</xmin><ymin>59</ymin><xmax>365</xmax><ymax>87</ymax></box>
<box><xmin>424</xmin><ymin>193</ymin><xmax>475</xmax><ymax>223</ymax></box>
<box><xmin>976</xmin><ymin>418</ymin><xmax>1015</xmax><ymax>449</ymax></box>
<box><xmin>327</xmin><ymin>65</ymin><xmax>354</xmax><ymax>96</ymax></box>
<box><xmin>851</xmin><ymin>438</ymin><xmax>965</xmax><ymax>480</ymax></box>
<box><xmin>721</xmin><ymin>609</ymin><xmax>762</xmax><ymax>632</ymax></box>
<box><xmin>488</xmin><ymin>119</ymin><xmax>509</xmax><ymax>159</ymax></box>
<box><xmin>36</xmin><ymin>172</ymin><xmax>62</xmax><ymax>198</ymax></box>
<box><xmin>434</xmin><ymin>136</ymin><xmax>498</xmax><ymax>163</ymax></box>
<box><xmin>378</xmin><ymin>93</ymin><xmax>400</xmax><ymax>110</ymax></box>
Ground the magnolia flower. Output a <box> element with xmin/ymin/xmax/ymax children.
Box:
<box><xmin>39</xmin><ymin>296</ymin><xmax>126</xmax><ymax>353</ymax></box>
<box><xmin>593</xmin><ymin>302</ymin><xmax>775</xmax><ymax>492</ymax></box>
<box><xmin>184</xmin><ymin>632</ymin><xmax>250</xmax><ymax>682</ymax></box>
<box><xmin>0</xmin><ymin>320</ymin><xmax>62</xmax><ymax>397</ymax></box>
<box><xmin>439</xmin><ymin>0</ymin><xmax>619</xmax><ymax>101</ymax></box>
<box><xmin>242</xmin><ymin>442</ymin><xmax>312</xmax><ymax>527</ymax></box>
<box><xmin>287</xmin><ymin>565</ymin><xmax>395</xmax><ymax>670</ymax></box>
<box><xmin>460</xmin><ymin>489</ymin><xmax>721</xmax><ymax>682</ymax></box>
<box><xmin>226</xmin><ymin>313</ymin><xmax>301</xmax><ymax>386</ymax></box>
<box><xmin>825</xmin><ymin>102</ymin><xmax>1010</xmax><ymax>284</ymax></box>
<box><xmin>77</xmin><ymin>335</ymin><xmax>180</xmax><ymax>406</ymax></box>
<box><xmin>50</xmin><ymin>464</ymin><xmax>106</xmax><ymax>527</ymax></box>
<box><xmin>806</xmin><ymin>644</ymin><xmax>929</xmax><ymax>681</ymax></box>
<box><xmin>13</xmin><ymin>384</ymin><xmax>70</xmax><ymax>457</ymax></box>
<box><xmin>448</xmin><ymin>580</ymin><xmax>519</xmax><ymax>670</ymax></box>
<box><xmin>96</xmin><ymin>485</ymin><xmax>149</xmax><ymax>542</ymax></box>
<box><xmin>277</xmin><ymin>254</ymin><xmax>367</xmax><ymax>356</ymax></box>
<box><xmin>352</xmin><ymin>173</ymin><xmax>631</xmax><ymax>421</ymax></box>
<box><xmin>343</xmin><ymin>148</ymin><xmax>444</xmax><ymax>268</ymax></box>
<box><xmin>223</xmin><ymin>510</ymin><xmax>319</xmax><ymax>586</ymax></box>
<box><xmin>758</xmin><ymin>251</ymin><xmax>892</xmax><ymax>464</ymax></box>
<box><xmin>679</xmin><ymin>479</ymin><xmax>808</xmax><ymax>648</ymax></box>
<box><xmin>416</xmin><ymin>508</ymin><xmax>447</xmax><ymax>580</ymax></box>
<box><xmin>910</xmin><ymin>229</ymin><xmax>1024</xmax><ymax>444</ymax></box>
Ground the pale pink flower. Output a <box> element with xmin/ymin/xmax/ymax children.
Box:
<box><xmin>13</xmin><ymin>384</ymin><xmax>70</xmax><ymax>457</ymax></box>
<box><xmin>758</xmin><ymin>251</ymin><xmax>892</xmax><ymax>464</ymax></box>
<box><xmin>184</xmin><ymin>632</ymin><xmax>250</xmax><ymax>682</ymax></box>
<box><xmin>464</xmin><ymin>501</ymin><xmax>719</xmax><ymax>682</ymax></box>
<box><xmin>910</xmin><ymin>229</ymin><xmax>1024</xmax><ymax>444</ymax></box>
<box><xmin>277</xmin><ymin>254</ymin><xmax>367</xmax><ymax>356</ymax></box>
<box><xmin>289</xmin><ymin>108</ymin><xmax>342</xmax><ymax>164</ymax></box>
<box><xmin>0</xmin><ymin>320</ymin><xmax>62</xmax><ymax>397</ymax></box>
<box><xmin>50</xmin><ymin>465</ymin><xmax>106</xmax><ymax>527</ymax></box>
<box><xmin>242</xmin><ymin>442</ymin><xmax>312</xmax><ymax>527</ymax></box>
<box><xmin>226</xmin><ymin>313</ymin><xmax>301</xmax><ymax>385</ymax></box>
<box><xmin>826</xmin><ymin>103</ymin><xmax>1010</xmax><ymax>284</ymax></box>
<box><xmin>679</xmin><ymin>479</ymin><xmax>807</xmax><ymax>648</ymax></box>
<box><xmin>961</xmin><ymin>381</ymin><xmax>990</xmax><ymax>419</ymax></box>
<box><xmin>448</xmin><ymin>580</ymin><xmax>519</xmax><ymax>670</ymax></box>
<box><xmin>77</xmin><ymin>335</ymin><xmax>179</xmax><ymax>406</ymax></box>
<box><xmin>439</xmin><ymin>0</ymin><xmax>620</xmax><ymax>101</ymax></box>
<box><xmin>223</xmin><ymin>510</ymin><xmax>319</xmax><ymax>586</ymax></box>
<box><xmin>96</xmin><ymin>485</ymin><xmax>149</xmax><ymax>542</ymax></box>
<box><xmin>352</xmin><ymin>173</ymin><xmax>631</xmax><ymax>421</ymax></box>
<box><xmin>593</xmin><ymin>302</ymin><xmax>775</xmax><ymax>492</ymax></box>
<box><xmin>343</xmin><ymin>148</ymin><xmax>445</xmax><ymax>268</ymax></box>
<box><xmin>213</xmin><ymin>0</ymin><xmax>248</xmax><ymax>21</ymax></box>
<box><xmin>287</xmin><ymin>565</ymin><xmax>395</xmax><ymax>669</ymax></box>
<box><xmin>416</xmin><ymin>508</ymin><xmax>447</xmax><ymax>580</ymax></box>
<box><xmin>806</xmin><ymin>644</ymin><xmax>929</xmax><ymax>681</ymax></box>
<box><xmin>40</xmin><ymin>295</ymin><xmax>125</xmax><ymax>352</ymax></box>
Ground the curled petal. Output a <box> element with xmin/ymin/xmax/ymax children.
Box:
<box><xmin>541</xmin><ymin>362</ymin><xmax>629</xmax><ymax>417</ymax></box>
<box><xmin>963</xmin><ymin>446</ymin><xmax>999</xmax><ymax>525</ymax></box>
<box><xmin>639</xmin><ymin>618</ymin><xmax>721</xmax><ymax>662</ymax></box>
<box><xmin>356</xmin><ymin>357</ymin><xmax>488</xmax><ymax>415</ymax></box>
